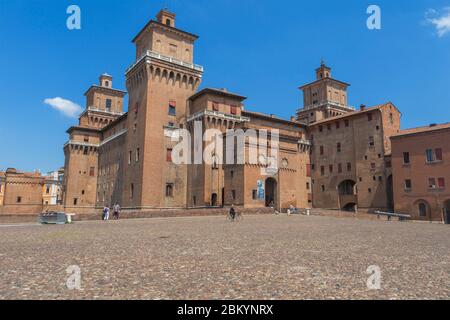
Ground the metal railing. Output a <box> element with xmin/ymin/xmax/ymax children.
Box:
<box><xmin>187</xmin><ymin>109</ymin><xmax>250</xmax><ymax>123</ymax></box>
<box><xmin>299</xmin><ymin>100</ymin><xmax>355</xmax><ymax>112</ymax></box>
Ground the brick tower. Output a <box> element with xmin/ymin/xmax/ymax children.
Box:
<box><xmin>122</xmin><ymin>9</ymin><xmax>203</xmax><ymax>209</ymax></box>
<box><xmin>63</xmin><ymin>75</ymin><xmax>126</xmax><ymax>212</ymax></box>
<box><xmin>297</xmin><ymin>61</ymin><xmax>354</xmax><ymax>124</ymax></box>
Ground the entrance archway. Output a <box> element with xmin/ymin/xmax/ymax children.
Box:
<box><xmin>342</xmin><ymin>203</ymin><xmax>357</xmax><ymax>212</ymax></box>
<box><xmin>338</xmin><ymin>179</ymin><xmax>357</xmax><ymax>211</ymax></box>
<box><xmin>338</xmin><ymin>180</ymin><xmax>356</xmax><ymax>195</ymax></box>
<box><xmin>211</xmin><ymin>193</ymin><xmax>218</xmax><ymax>207</ymax></box>
<box><xmin>444</xmin><ymin>199</ymin><xmax>450</xmax><ymax>224</ymax></box>
<box><xmin>265</xmin><ymin>178</ymin><xmax>277</xmax><ymax>207</ymax></box>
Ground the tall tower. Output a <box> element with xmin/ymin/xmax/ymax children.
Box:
<box><xmin>122</xmin><ymin>9</ymin><xmax>203</xmax><ymax>209</ymax></box>
<box><xmin>63</xmin><ymin>75</ymin><xmax>126</xmax><ymax>212</ymax></box>
<box><xmin>296</xmin><ymin>62</ymin><xmax>354</xmax><ymax>124</ymax></box>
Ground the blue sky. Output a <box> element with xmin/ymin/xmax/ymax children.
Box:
<box><xmin>0</xmin><ymin>0</ymin><xmax>449</xmax><ymax>173</ymax></box>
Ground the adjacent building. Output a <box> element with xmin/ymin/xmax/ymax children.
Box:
<box><xmin>391</xmin><ymin>123</ymin><xmax>450</xmax><ymax>222</ymax></box>
<box><xmin>296</xmin><ymin>64</ymin><xmax>401</xmax><ymax>212</ymax></box>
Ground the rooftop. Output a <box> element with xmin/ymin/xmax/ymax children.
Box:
<box><xmin>189</xmin><ymin>88</ymin><xmax>247</xmax><ymax>102</ymax></box>
<box><xmin>309</xmin><ymin>102</ymin><xmax>397</xmax><ymax>126</ymax></box>
<box><xmin>391</xmin><ymin>122</ymin><xmax>450</xmax><ymax>138</ymax></box>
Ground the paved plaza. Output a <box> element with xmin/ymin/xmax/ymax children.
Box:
<box><xmin>0</xmin><ymin>214</ymin><xmax>449</xmax><ymax>300</ymax></box>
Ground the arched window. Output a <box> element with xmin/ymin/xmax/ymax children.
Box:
<box><xmin>166</xmin><ymin>19</ymin><xmax>171</xmax><ymax>26</ymax></box>
<box><xmin>166</xmin><ymin>184</ymin><xmax>174</xmax><ymax>197</ymax></box>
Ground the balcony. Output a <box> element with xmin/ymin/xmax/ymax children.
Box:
<box><xmin>87</xmin><ymin>106</ymin><xmax>124</xmax><ymax>116</ymax></box>
<box><xmin>187</xmin><ymin>110</ymin><xmax>250</xmax><ymax>123</ymax></box>
<box><xmin>126</xmin><ymin>50</ymin><xmax>204</xmax><ymax>74</ymax></box>
<box><xmin>298</xmin><ymin>100</ymin><xmax>355</xmax><ymax>112</ymax></box>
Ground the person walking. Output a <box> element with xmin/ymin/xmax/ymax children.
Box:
<box><xmin>229</xmin><ymin>204</ymin><xmax>236</xmax><ymax>221</ymax></box>
<box><xmin>103</xmin><ymin>205</ymin><xmax>110</xmax><ymax>221</ymax></box>
<box><xmin>113</xmin><ymin>203</ymin><xmax>121</xmax><ymax>220</ymax></box>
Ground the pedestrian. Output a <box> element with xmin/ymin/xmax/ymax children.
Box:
<box><xmin>113</xmin><ymin>203</ymin><xmax>121</xmax><ymax>220</ymax></box>
<box><xmin>229</xmin><ymin>204</ymin><xmax>236</xmax><ymax>221</ymax></box>
<box><xmin>103</xmin><ymin>205</ymin><xmax>110</xmax><ymax>221</ymax></box>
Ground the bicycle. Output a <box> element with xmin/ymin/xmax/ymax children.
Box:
<box><xmin>226</xmin><ymin>211</ymin><xmax>243</xmax><ymax>222</ymax></box>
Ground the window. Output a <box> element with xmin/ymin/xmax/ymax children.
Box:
<box><xmin>128</xmin><ymin>151</ymin><xmax>132</xmax><ymax>165</ymax></box>
<box><xmin>193</xmin><ymin>196</ymin><xmax>197</xmax><ymax>205</ymax></box>
<box><xmin>389</xmin><ymin>113</ymin><xmax>394</xmax><ymax>124</ymax></box>
<box><xmin>130</xmin><ymin>183</ymin><xmax>134</xmax><ymax>198</ymax></box>
<box><xmin>168</xmin><ymin>122</ymin><xmax>174</xmax><ymax>127</ymax></box>
<box><xmin>344</xmin><ymin>119</ymin><xmax>349</xmax><ymax>127</ymax></box>
<box><xmin>435</xmin><ymin>148</ymin><xmax>443</xmax><ymax>161</ymax></box>
<box><xmin>232</xmin><ymin>190</ymin><xmax>236</xmax><ymax>200</ymax></box>
<box><xmin>84</xmin><ymin>135</ymin><xmax>89</xmax><ymax>142</ymax></box>
<box><xmin>89</xmin><ymin>167</ymin><xmax>95</xmax><ymax>177</ymax></box>
<box><xmin>371</xmin><ymin>163</ymin><xmax>376</xmax><ymax>170</ymax></box>
<box><xmin>329</xmin><ymin>165</ymin><xmax>333</xmax><ymax>173</ymax></box>
<box><xmin>166</xmin><ymin>184</ymin><xmax>174</xmax><ymax>197</ymax></box>
<box><xmin>212</xmin><ymin>102</ymin><xmax>219</xmax><ymax>111</ymax></box>
<box><xmin>337</xmin><ymin>143</ymin><xmax>341</xmax><ymax>153</ymax></box>
<box><xmin>338</xmin><ymin>163</ymin><xmax>342</xmax><ymax>173</ymax></box>
<box><xmin>106</xmin><ymin>99</ymin><xmax>112</xmax><ymax>112</ymax></box>
<box><xmin>438</xmin><ymin>178</ymin><xmax>446</xmax><ymax>189</ymax></box>
<box><xmin>428</xmin><ymin>178</ymin><xmax>436</xmax><ymax>189</ymax></box>
<box><xmin>368</xmin><ymin>188</ymin><xmax>372</xmax><ymax>193</ymax></box>
<box><xmin>321</xmin><ymin>185</ymin><xmax>325</xmax><ymax>192</ymax></box>
<box><xmin>367</xmin><ymin>113</ymin><xmax>373</xmax><ymax>121</ymax></box>
<box><xmin>320</xmin><ymin>166</ymin><xmax>325</xmax><ymax>176</ymax></box>
<box><xmin>46</xmin><ymin>185</ymin><xmax>50</xmax><ymax>194</ymax></box>
<box><xmin>403</xmin><ymin>152</ymin><xmax>410</xmax><ymax>165</ymax></box>
<box><xmin>320</xmin><ymin>146</ymin><xmax>324</xmax><ymax>155</ymax></box>
<box><xmin>252</xmin><ymin>190</ymin><xmax>257</xmax><ymax>200</ymax></box>
<box><xmin>426</xmin><ymin>148</ymin><xmax>443</xmax><ymax>162</ymax></box>
<box><xmin>82</xmin><ymin>190</ymin><xmax>85</xmax><ymax>195</ymax></box>
<box><xmin>83</xmin><ymin>147</ymin><xmax>88</xmax><ymax>155</ymax></box>
<box><xmin>418</xmin><ymin>202</ymin><xmax>427</xmax><ymax>217</ymax></box>
<box><xmin>319</xmin><ymin>125</ymin><xmax>323</xmax><ymax>132</ymax></box>
<box><xmin>73</xmin><ymin>198</ymin><xmax>78</xmax><ymax>206</ymax></box>
<box><xmin>166</xmin><ymin>149</ymin><xmax>173</xmax><ymax>162</ymax></box>
<box><xmin>166</xmin><ymin>18</ymin><xmax>171</xmax><ymax>26</ymax></box>
<box><xmin>369</xmin><ymin>136</ymin><xmax>375</xmax><ymax>147</ymax></box>
<box><xmin>347</xmin><ymin>162</ymin><xmax>352</xmax><ymax>171</ymax></box>
<box><xmin>306</xmin><ymin>182</ymin><xmax>310</xmax><ymax>190</ymax></box>
<box><xmin>386</xmin><ymin>160</ymin><xmax>392</xmax><ymax>168</ymax></box>
<box><xmin>17</xmin><ymin>196</ymin><xmax>22</xmax><ymax>203</ymax></box>
<box><xmin>168</xmin><ymin>101</ymin><xmax>176</xmax><ymax>116</ymax></box>
<box><xmin>230</xmin><ymin>106</ymin><xmax>237</xmax><ymax>115</ymax></box>
<box><xmin>136</xmin><ymin>148</ymin><xmax>140</xmax><ymax>162</ymax></box>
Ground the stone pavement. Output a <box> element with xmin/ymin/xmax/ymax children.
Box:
<box><xmin>0</xmin><ymin>214</ymin><xmax>449</xmax><ymax>300</ymax></box>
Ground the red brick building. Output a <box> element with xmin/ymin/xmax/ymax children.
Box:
<box><xmin>391</xmin><ymin>123</ymin><xmax>450</xmax><ymax>222</ymax></box>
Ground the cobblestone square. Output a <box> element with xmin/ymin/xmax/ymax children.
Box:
<box><xmin>0</xmin><ymin>215</ymin><xmax>449</xmax><ymax>300</ymax></box>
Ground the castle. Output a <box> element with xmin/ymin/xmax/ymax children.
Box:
<box><xmin>61</xmin><ymin>9</ymin><xmax>403</xmax><ymax>215</ymax></box>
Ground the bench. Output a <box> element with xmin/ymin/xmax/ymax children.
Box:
<box><xmin>374</xmin><ymin>211</ymin><xmax>411</xmax><ymax>221</ymax></box>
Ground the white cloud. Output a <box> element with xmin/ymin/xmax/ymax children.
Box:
<box><xmin>44</xmin><ymin>97</ymin><xmax>82</xmax><ymax>118</ymax></box>
<box><xmin>426</xmin><ymin>7</ymin><xmax>450</xmax><ymax>37</ymax></box>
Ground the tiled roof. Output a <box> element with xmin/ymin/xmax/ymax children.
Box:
<box><xmin>309</xmin><ymin>103</ymin><xmax>393</xmax><ymax>126</ymax></box>
<box><xmin>391</xmin><ymin>122</ymin><xmax>450</xmax><ymax>138</ymax></box>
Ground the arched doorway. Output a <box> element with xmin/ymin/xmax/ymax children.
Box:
<box><xmin>444</xmin><ymin>199</ymin><xmax>450</xmax><ymax>224</ymax></box>
<box><xmin>342</xmin><ymin>203</ymin><xmax>357</xmax><ymax>212</ymax></box>
<box><xmin>265</xmin><ymin>178</ymin><xmax>277</xmax><ymax>207</ymax></box>
<box><xmin>414</xmin><ymin>199</ymin><xmax>430</xmax><ymax>220</ymax></box>
<box><xmin>338</xmin><ymin>179</ymin><xmax>357</xmax><ymax>211</ymax></box>
<box><xmin>211</xmin><ymin>193</ymin><xmax>218</xmax><ymax>207</ymax></box>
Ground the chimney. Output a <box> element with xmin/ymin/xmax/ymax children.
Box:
<box><xmin>360</xmin><ymin>104</ymin><xmax>366</xmax><ymax>111</ymax></box>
